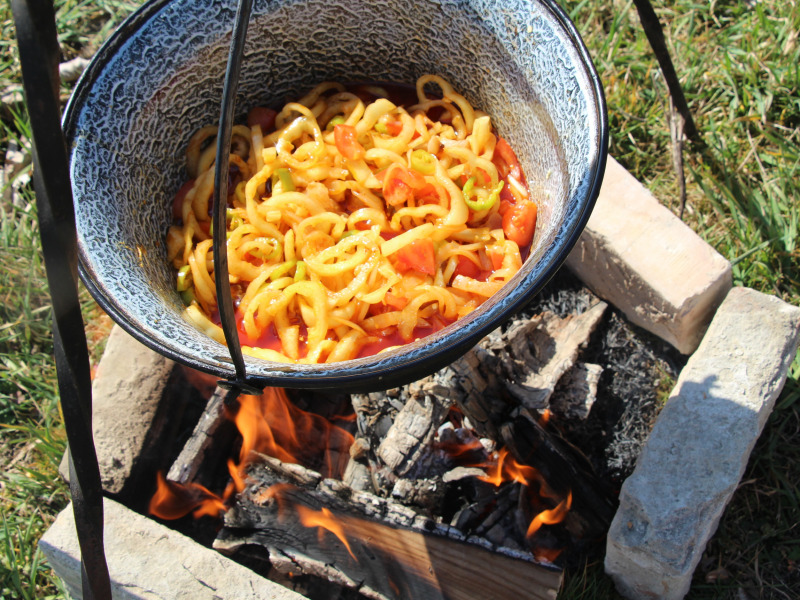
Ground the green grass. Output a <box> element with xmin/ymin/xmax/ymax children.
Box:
<box><xmin>1</xmin><ymin>0</ymin><xmax>799</xmax><ymax>598</ymax></box>
<box><xmin>1</xmin><ymin>2</ymin><xmax>138</xmax><ymax>597</ymax></box>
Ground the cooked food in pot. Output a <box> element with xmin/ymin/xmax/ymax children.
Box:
<box><xmin>166</xmin><ymin>75</ymin><xmax>537</xmax><ymax>364</ymax></box>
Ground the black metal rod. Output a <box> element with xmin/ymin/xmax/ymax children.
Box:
<box><xmin>632</xmin><ymin>0</ymin><xmax>698</xmax><ymax>141</ymax></box>
<box><xmin>212</xmin><ymin>0</ymin><xmax>254</xmax><ymax>387</ymax></box>
<box><xmin>11</xmin><ymin>0</ymin><xmax>111</xmax><ymax>598</ymax></box>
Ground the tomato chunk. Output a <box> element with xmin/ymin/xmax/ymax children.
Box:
<box><xmin>247</xmin><ymin>106</ymin><xmax>277</xmax><ymax>132</ymax></box>
<box><xmin>488</xmin><ymin>249</ymin><xmax>505</xmax><ymax>270</ymax></box>
<box><xmin>394</xmin><ymin>239</ymin><xmax>436</xmax><ymax>276</ymax></box>
<box><xmin>385</xmin><ymin>120</ymin><xmax>404</xmax><ymax>136</ymax></box>
<box><xmin>492</xmin><ymin>137</ymin><xmax>524</xmax><ymax>183</ymax></box>
<box><xmin>334</xmin><ymin>124</ymin><xmax>365</xmax><ymax>160</ymax></box>
<box><xmin>382</xmin><ymin>164</ymin><xmax>427</xmax><ymax>207</ymax></box>
<box><xmin>453</xmin><ymin>255</ymin><xmax>481</xmax><ymax>279</ymax></box>
<box><xmin>502</xmin><ymin>200</ymin><xmax>537</xmax><ymax>248</ymax></box>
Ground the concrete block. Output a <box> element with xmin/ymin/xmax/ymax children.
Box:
<box><xmin>566</xmin><ymin>156</ymin><xmax>732</xmax><ymax>354</ymax></box>
<box><xmin>40</xmin><ymin>497</ymin><xmax>306</xmax><ymax>600</ymax></box>
<box><xmin>604</xmin><ymin>287</ymin><xmax>800</xmax><ymax>599</ymax></box>
<box><xmin>60</xmin><ymin>325</ymin><xmax>176</xmax><ymax>496</ymax></box>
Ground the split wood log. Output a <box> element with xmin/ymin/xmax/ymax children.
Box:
<box><xmin>503</xmin><ymin>301</ymin><xmax>607</xmax><ymax>410</ymax></box>
<box><xmin>215</xmin><ymin>454</ymin><xmax>562</xmax><ymax>600</ymax></box>
<box><xmin>550</xmin><ymin>361</ymin><xmax>603</xmax><ymax>421</ymax></box>
<box><xmin>442</xmin><ymin>301</ymin><xmax>607</xmax><ymax>440</ymax></box>
<box><xmin>166</xmin><ymin>385</ymin><xmax>239</xmax><ymax>485</ymax></box>
<box><xmin>346</xmin><ymin>380</ymin><xmax>454</xmax><ymax>502</ymax></box>
<box><xmin>376</xmin><ymin>381</ymin><xmax>452</xmax><ymax>478</ymax></box>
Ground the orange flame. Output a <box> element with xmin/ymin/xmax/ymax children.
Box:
<box><xmin>538</xmin><ymin>408</ymin><xmax>551</xmax><ymax>427</ymax></box>
<box><xmin>296</xmin><ymin>505</ymin><xmax>356</xmax><ymax>560</ymax></box>
<box><xmin>435</xmin><ymin>436</ymin><xmax>485</xmax><ymax>461</ymax></box>
<box><xmin>470</xmin><ymin>448</ymin><xmax>572</xmax><ymax>551</ymax></box>
<box><xmin>478</xmin><ymin>448</ymin><xmax>539</xmax><ymax>487</ymax></box>
<box><xmin>150</xmin><ymin>387</ymin><xmax>354</xmax><ymax>520</ymax></box>
<box><xmin>229</xmin><ymin>388</ymin><xmax>354</xmax><ymax>487</ymax></box>
<box><xmin>533</xmin><ymin>546</ymin><xmax>564</xmax><ymax>564</ymax></box>
<box><xmin>526</xmin><ymin>492</ymin><xmax>572</xmax><ymax>538</ymax></box>
<box><xmin>149</xmin><ymin>471</ymin><xmax>226</xmax><ymax>520</ymax></box>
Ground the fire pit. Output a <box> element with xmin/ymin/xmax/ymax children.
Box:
<box><xmin>42</xmin><ymin>157</ymin><xmax>800</xmax><ymax>599</ymax></box>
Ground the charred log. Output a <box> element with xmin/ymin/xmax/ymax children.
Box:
<box><xmin>216</xmin><ymin>454</ymin><xmax>562</xmax><ymax>600</ymax></box>
<box><xmin>500</xmin><ymin>410</ymin><xmax>617</xmax><ymax>541</ymax></box>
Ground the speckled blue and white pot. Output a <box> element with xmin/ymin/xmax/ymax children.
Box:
<box><xmin>64</xmin><ymin>0</ymin><xmax>607</xmax><ymax>392</ymax></box>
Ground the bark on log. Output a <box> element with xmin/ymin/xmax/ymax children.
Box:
<box><xmin>550</xmin><ymin>362</ymin><xmax>603</xmax><ymax>421</ymax></box>
<box><xmin>215</xmin><ymin>454</ymin><xmax>562</xmax><ymax>600</ymax></box>
<box><xmin>167</xmin><ymin>385</ymin><xmax>239</xmax><ymax>485</ymax></box>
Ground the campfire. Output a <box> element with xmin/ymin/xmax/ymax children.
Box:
<box><xmin>138</xmin><ymin>269</ymin><xmax>679</xmax><ymax>600</ymax></box>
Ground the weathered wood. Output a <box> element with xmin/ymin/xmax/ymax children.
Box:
<box><xmin>216</xmin><ymin>454</ymin><xmax>562</xmax><ymax>600</ymax></box>
<box><xmin>437</xmin><ymin>302</ymin><xmax>607</xmax><ymax>439</ymax></box>
<box><xmin>167</xmin><ymin>385</ymin><xmax>238</xmax><ymax>485</ymax></box>
<box><xmin>550</xmin><ymin>362</ymin><xmax>603</xmax><ymax>421</ymax></box>
<box><xmin>376</xmin><ymin>381</ymin><xmax>452</xmax><ymax>477</ymax></box>
<box><xmin>504</xmin><ymin>301</ymin><xmax>607</xmax><ymax>410</ymax></box>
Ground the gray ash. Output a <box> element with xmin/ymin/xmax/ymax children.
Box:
<box><xmin>522</xmin><ymin>268</ymin><xmax>686</xmax><ymax>485</ymax></box>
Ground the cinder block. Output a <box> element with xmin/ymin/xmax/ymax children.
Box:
<box><xmin>604</xmin><ymin>287</ymin><xmax>800</xmax><ymax>599</ymax></box>
<box><xmin>566</xmin><ymin>156</ymin><xmax>732</xmax><ymax>354</ymax></box>
<box><xmin>40</xmin><ymin>497</ymin><xmax>306</xmax><ymax>599</ymax></box>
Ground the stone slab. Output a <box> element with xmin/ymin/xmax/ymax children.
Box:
<box><xmin>60</xmin><ymin>325</ymin><xmax>176</xmax><ymax>496</ymax></box>
<box><xmin>566</xmin><ymin>156</ymin><xmax>732</xmax><ymax>354</ymax></box>
<box><xmin>40</xmin><ymin>497</ymin><xmax>306</xmax><ymax>600</ymax></box>
<box><xmin>604</xmin><ymin>287</ymin><xmax>800</xmax><ymax>600</ymax></box>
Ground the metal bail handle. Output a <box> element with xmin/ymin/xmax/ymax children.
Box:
<box><xmin>213</xmin><ymin>0</ymin><xmax>257</xmax><ymax>392</ymax></box>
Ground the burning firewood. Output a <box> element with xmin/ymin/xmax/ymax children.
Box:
<box><xmin>159</xmin><ymin>297</ymin><xmax>618</xmax><ymax>598</ymax></box>
<box><xmin>341</xmin><ymin>301</ymin><xmax>615</xmax><ymax>540</ymax></box>
<box><xmin>215</xmin><ymin>454</ymin><xmax>562</xmax><ymax>600</ymax></box>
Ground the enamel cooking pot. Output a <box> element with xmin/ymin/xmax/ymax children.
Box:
<box><xmin>64</xmin><ymin>0</ymin><xmax>607</xmax><ymax>392</ymax></box>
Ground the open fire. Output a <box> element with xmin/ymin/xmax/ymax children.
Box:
<box><xmin>150</xmin><ymin>386</ymin><xmax>573</xmax><ymax>572</ymax></box>
<box><xmin>135</xmin><ymin>269</ymin><xmax>683</xmax><ymax>599</ymax></box>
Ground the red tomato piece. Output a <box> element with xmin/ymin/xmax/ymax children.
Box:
<box><xmin>453</xmin><ymin>255</ymin><xmax>481</xmax><ymax>279</ymax></box>
<box><xmin>492</xmin><ymin>137</ymin><xmax>523</xmax><ymax>183</ymax></box>
<box><xmin>394</xmin><ymin>239</ymin><xmax>436</xmax><ymax>276</ymax></box>
<box><xmin>383</xmin><ymin>164</ymin><xmax>427</xmax><ymax>207</ymax></box>
<box><xmin>498</xmin><ymin>186</ymin><xmax>515</xmax><ymax>214</ymax></box>
<box><xmin>172</xmin><ymin>179</ymin><xmax>195</xmax><ymax>220</ymax></box>
<box><xmin>488</xmin><ymin>249</ymin><xmax>505</xmax><ymax>270</ymax></box>
<box><xmin>384</xmin><ymin>292</ymin><xmax>408</xmax><ymax>310</ymax></box>
<box><xmin>385</xmin><ymin>120</ymin><xmax>404</xmax><ymax>136</ymax></box>
<box><xmin>247</xmin><ymin>106</ymin><xmax>277</xmax><ymax>132</ymax></box>
<box><xmin>416</xmin><ymin>183</ymin><xmax>442</xmax><ymax>205</ymax></box>
<box><xmin>334</xmin><ymin>124</ymin><xmax>365</xmax><ymax>160</ymax></box>
<box><xmin>502</xmin><ymin>200</ymin><xmax>537</xmax><ymax>248</ymax></box>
